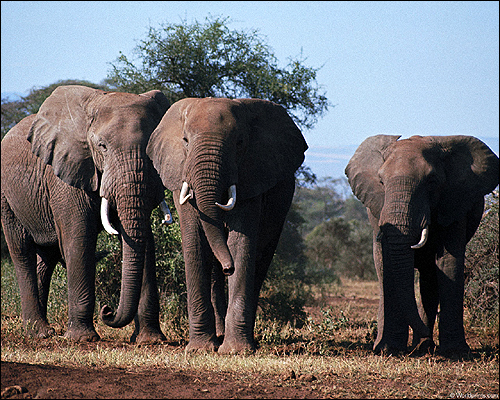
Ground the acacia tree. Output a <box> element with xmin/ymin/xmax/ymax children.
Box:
<box><xmin>105</xmin><ymin>16</ymin><xmax>329</xmax><ymax>130</ymax></box>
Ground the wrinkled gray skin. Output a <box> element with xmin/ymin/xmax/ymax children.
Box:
<box><xmin>147</xmin><ymin>97</ymin><xmax>308</xmax><ymax>354</ymax></box>
<box><xmin>1</xmin><ymin>85</ymin><xmax>170</xmax><ymax>343</ymax></box>
<box><xmin>345</xmin><ymin>135</ymin><xmax>498</xmax><ymax>356</ymax></box>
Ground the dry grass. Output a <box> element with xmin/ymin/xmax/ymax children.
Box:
<box><xmin>2</xmin><ymin>275</ymin><xmax>498</xmax><ymax>398</ymax></box>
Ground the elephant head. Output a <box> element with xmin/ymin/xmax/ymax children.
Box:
<box><xmin>345</xmin><ymin>134</ymin><xmax>499</xmax><ymax>348</ymax></box>
<box><xmin>27</xmin><ymin>85</ymin><xmax>170</xmax><ymax>328</ymax></box>
<box><xmin>147</xmin><ymin>97</ymin><xmax>307</xmax><ymax>276</ymax></box>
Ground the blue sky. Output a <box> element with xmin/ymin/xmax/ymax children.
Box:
<box><xmin>2</xmin><ymin>1</ymin><xmax>498</xmax><ymax>180</ymax></box>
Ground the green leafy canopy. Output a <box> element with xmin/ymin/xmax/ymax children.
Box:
<box><xmin>105</xmin><ymin>15</ymin><xmax>329</xmax><ymax>130</ymax></box>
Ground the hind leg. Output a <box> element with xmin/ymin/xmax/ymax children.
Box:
<box><xmin>36</xmin><ymin>247</ymin><xmax>63</xmax><ymax>322</ymax></box>
<box><xmin>1</xmin><ymin>195</ymin><xmax>55</xmax><ymax>338</ymax></box>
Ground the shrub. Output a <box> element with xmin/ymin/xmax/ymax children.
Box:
<box><xmin>464</xmin><ymin>191</ymin><xmax>499</xmax><ymax>328</ymax></box>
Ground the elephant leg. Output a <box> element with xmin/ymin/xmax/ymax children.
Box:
<box><xmin>176</xmin><ymin>195</ymin><xmax>219</xmax><ymax>352</ymax></box>
<box><xmin>252</xmin><ymin>177</ymin><xmax>297</xmax><ymax>327</ymax></box>
<box><xmin>211</xmin><ymin>259</ymin><xmax>227</xmax><ymax>342</ymax></box>
<box><xmin>36</xmin><ymin>247</ymin><xmax>62</xmax><ymax>321</ymax></box>
<box><xmin>131</xmin><ymin>230</ymin><xmax>166</xmax><ymax>344</ymax></box>
<box><xmin>219</xmin><ymin>197</ymin><xmax>261</xmax><ymax>355</ymax></box>
<box><xmin>1</xmin><ymin>195</ymin><xmax>55</xmax><ymax>338</ymax></box>
<box><xmin>55</xmin><ymin>212</ymin><xmax>100</xmax><ymax>342</ymax></box>
<box><xmin>435</xmin><ymin>220</ymin><xmax>470</xmax><ymax>356</ymax></box>
<box><xmin>368</xmin><ymin>212</ymin><xmax>409</xmax><ymax>354</ymax></box>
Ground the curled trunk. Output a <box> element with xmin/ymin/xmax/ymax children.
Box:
<box><xmin>100</xmin><ymin>203</ymin><xmax>149</xmax><ymax>328</ymax></box>
<box><xmin>99</xmin><ymin>161</ymin><xmax>159</xmax><ymax>328</ymax></box>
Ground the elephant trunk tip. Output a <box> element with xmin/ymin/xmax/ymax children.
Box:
<box><xmin>99</xmin><ymin>305</ymin><xmax>134</xmax><ymax>328</ymax></box>
<box><xmin>222</xmin><ymin>263</ymin><xmax>235</xmax><ymax>276</ymax></box>
<box><xmin>100</xmin><ymin>305</ymin><xmax>114</xmax><ymax>321</ymax></box>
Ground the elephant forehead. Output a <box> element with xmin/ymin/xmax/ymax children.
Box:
<box><xmin>382</xmin><ymin>139</ymin><xmax>437</xmax><ymax>177</ymax></box>
<box><xmin>187</xmin><ymin>100</ymin><xmax>240</xmax><ymax>132</ymax></box>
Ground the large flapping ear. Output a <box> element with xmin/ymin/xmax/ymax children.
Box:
<box><xmin>345</xmin><ymin>135</ymin><xmax>401</xmax><ymax>219</ymax></box>
<box><xmin>433</xmin><ymin>135</ymin><xmax>499</xmax><ymax>226</ymax></box>
<box><xmin>27</xmin><ymin>85</ymin><xmax>100</xmax><ymax>192</ymax></box>
<box><xmin>146</xmin><ymin>98</ymin><xmax>194</xmax><ymax>191</ymax></box>
<box><xmin>235</xmin><ymin>99</ymin><xmax>308</xmax><ymax>200</ymax></box>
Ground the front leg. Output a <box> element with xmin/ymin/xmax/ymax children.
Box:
<box><xmin>56</xmin><ymin>211</ymin><xmax>100</xmax><ymax>342</ymax></box>
<box><xmin>436</xmin><ymin>219</ymin><xmax>470</xmax><ymax>356</ymax></box>
<box><xmin>218</xmin><ymin>197</ymin><xmax>261</xmax><ymax>355</ymax></box>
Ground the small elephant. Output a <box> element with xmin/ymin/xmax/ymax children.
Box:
<box><xmin>147</xmin><ymin>97</ymin><xmax>308</xmax><ymax>354</ymax></box>
<box><xmin>1</xmin><ymin>85</ymin><xmax>171</xmax><ymax>343</ymax></box>
<box><xmin>345</xmin><ymin>135</ymin><xmax>498</xmax><ymax>356</ymax></box>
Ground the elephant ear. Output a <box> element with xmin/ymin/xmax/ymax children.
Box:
<box><xmin>139</xmin><ymin>90</ymin><xmax>171</xmax><ymax>120</ymax></box>
<box><xmin>434</xmin><ymin>135</ymin><xmax>499</xmax><ymax>226</ymax></box>
<box><xmin>27</xmin><ymin>85</ymin><xmax>99</xmax><ymax>192</ymax></box>
<box><xmin>236</xmin><ymin>99</ymin><xmax>308</xmax><ymax>200</ymax></box>
<box><xmin>146</xmin><ymin>98</ymin><xmax>192</xmax><ymax>191</ymax></box>
<box><xmin>345</xmin><ymin>135</ymin><xmax>401</xmax><ymax>220</ymax></box>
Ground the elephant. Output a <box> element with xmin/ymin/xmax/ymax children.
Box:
<box><xmin>1</xmin><ymin>85</ymin><xmax>172</xmax><ymax>343</ymax></box>
<box><xmin>345</xmin><ymin>134</ymin><xmax>499</xmax><ymax>356</ymax></box>
<box><xmin>146</xmin><ymin>97</ymin><xmax>308</xmax><ymax>354</ymax></box>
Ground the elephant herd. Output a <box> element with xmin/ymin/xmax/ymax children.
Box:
<box><xmin>2</xmin><ymin>85</ymin><xmax>498</xmax><ymax>357</ymax></box>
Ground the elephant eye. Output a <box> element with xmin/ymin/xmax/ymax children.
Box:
<box><xmin>97</xmin><ymin>141</ymin><xmax>107</xmax><ymax>151</ymax></box>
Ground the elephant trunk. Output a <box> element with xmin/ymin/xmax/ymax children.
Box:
<box><xmin>380</xmin><ymin>227</ymin><xmax>431</xmax><ymax>340</ymax></box>
<box><xmin>185</xmin><ymin>136</ymin><xmax>235</xmax><ymax>276</ymax></box>
<box><xmin>378</xmin><ymin>176</ymin><xmax>432</xmax><ymax>341</ymax></box>
<box><xmin>100</xmin><ymin>163</ymin><xmax>159</xmax><ymax>328</ymax></box>
<box><xmin>196</xmin><ymin>183</ymin><xmax>235</xmax><ymax>276</ymax></box>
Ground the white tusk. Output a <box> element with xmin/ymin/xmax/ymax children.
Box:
<box><xmin>179</xmin><ymin>181</ymin><xmax>192</xmax><ymax>205</ymax></box>
<box><xmin>216</xmin><ymin>185</ymin><xmax>236</xmax><ymax>211</ymax></box>
<box><xmin>159</xmin><ymin>199</ymin><xmax>173</xmax><ymax>225</ymax></box>
<box><xmin>411</xmin><ymin>225</ymin><xmax>429</xmax><ymax>249</ymax></box>
<box><xmin>100</xmin><ymin>197</ymin><xmax>119</xmax><ymax>235</ymax></box>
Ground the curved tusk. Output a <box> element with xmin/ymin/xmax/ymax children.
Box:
<box><xmin>411</xmin><ymin>225</ymin><xmax>429</xmax><ymax>249</ymax></box>
<box><xmin>159</xmin><ymin>199</ymin><xmax>173</xmax><ymax>225</ymax></box>
<box><xmin>100</xmin><ymin>197</ymin><xmax>119</xmax><ymax>235</ymax></box>
<box><xmin>216</xmin><ymin>185</ymin><xmax>236</xmax><ymax>211</ymax></box>
<box><xmin>179</xmin><ymin>181</ymin><xmax>192</xmax><ymax>205</ymax></box>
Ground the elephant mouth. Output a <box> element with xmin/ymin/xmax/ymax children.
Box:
<box><xmin>179</xmin><ymin>181</ymin><xmax>236</xmax><ymax>211</ymax></box>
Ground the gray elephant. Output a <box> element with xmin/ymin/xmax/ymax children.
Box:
<box><xmin>146</xmin><ymin>97</ymin><xmax>308</xmax><ymax>354</ymax></box>
<box><xmin>345</xmin><ymin>134</ymin><xmax>498</xmax><ymax>356</ymax></box>
<box><xmin>1</xmin><ymin>85</ymin><xmax>172</xmax><ymax>343</ymax></box>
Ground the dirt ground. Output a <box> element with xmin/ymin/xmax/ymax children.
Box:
<box><xmin>2</xmin><ymin>288</ymin><xmax>498</xmax><ymax>399</ymax></box>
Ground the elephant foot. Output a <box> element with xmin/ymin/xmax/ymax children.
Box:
<box><xmin>217</xmin><ymin>339</ymin><xmax>256</xmax><ymax>355</ymax></box>
<box><xmin>373</xmin><ymin>342</ymin><xmax>407</xmax><ymax>356</ymax></box>
<box><xmin>64</xmin><ymin>328</ymin><xmax>100</xmax><ymax>342</ymax></box>
<box><xmin>409</xmin><ymin>337</ymin><xmax>435</xmax><ymax>357</ymax></box>
<box><xmin>131</xmin><ymin>327</ymin><xmax>167</xmax><ymax>344</ymax></box>
<box><xmin>436</xmin><ymin>343</ymin><xmax>471</xmax><ymax>359</ymax></box>
<box><xmin>25</xmin><ymin>320</ymin><xmax>56</xmax><ymax>339</ymax></box>
<box><xmin>185</xmin><ymin>337</ymin><xmax>219</xmax><ymax>353</ymax></box>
